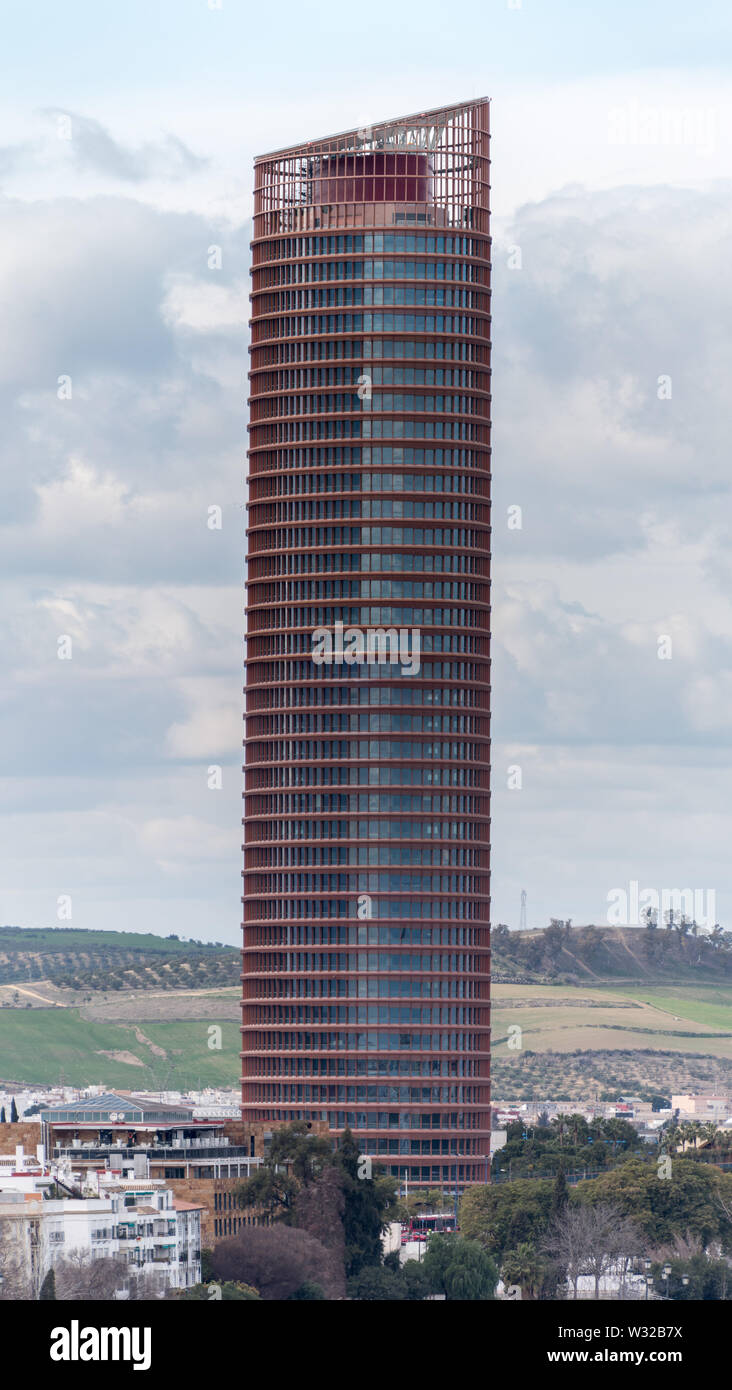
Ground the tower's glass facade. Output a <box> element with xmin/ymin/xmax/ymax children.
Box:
<box><xmin>242</xmin><ymin>100</ymin><xmax>491</xmax><ymax>1185</ymax></box>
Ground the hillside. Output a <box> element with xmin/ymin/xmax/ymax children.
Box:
<box><xmin>492</xmin><ymin>922</ymin><xmax>732</xmax><ymax>985</ymax></box>
<box><xmin>0</xmin><ymin>928</ymin><xmax>243</xmax><ymax>1087</ymax></box>
<box><xmin>0</xmin><ymin>1006</ymin><xmax>241</xmax><ymax>1089</ymax></box>
<box><xmin>488</xmin><ymin>923</ymin><xmax>732</xmax><ymax>1102</ymax></box>
<box><xmin>3</xmin><ymin>923</ymin><xmax>732</xmax><ymax>1095</ymax></box>
<box><xmin>0</xmin><ymin>927</ymin><xmax>239</xmax><ymax>993</ymax></box>
<box><xmin>4</xmin><ymin>922</ymin><xmax>722</xmax><ymax>994</ymax></box>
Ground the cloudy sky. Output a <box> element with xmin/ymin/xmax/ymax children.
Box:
<box><xmin>1</xmin><ymin>0</ymin><xmax>731</xmax><ymax>940</ymax></box>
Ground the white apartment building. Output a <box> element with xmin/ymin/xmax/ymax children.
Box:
<box><xmin>42</xmin><ymin>1196</ymin><xmax>121</xmax><ymax>1271</ymax></box>
<box><xmin>91</xmin><ymin>1176</ymin><xmax>203</xmax><ymax>1293</ymax></box>
<box><xmin>0</xmin><ymin>1150</ymin><xmax>202</xmax><ymax>1296</ymax></box>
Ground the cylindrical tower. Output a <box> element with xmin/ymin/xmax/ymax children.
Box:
<box><xmin>243</xmin><ymin>99</ymin><xmax>491</xmax><ymax>1187</ymax></box>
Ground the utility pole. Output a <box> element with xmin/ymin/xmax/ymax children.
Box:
<box><xmin>520</xmin><ymin>890</ymin><xmax>527</xmax><ymax>932</ymax></box>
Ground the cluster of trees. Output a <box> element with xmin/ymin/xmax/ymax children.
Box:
<box><xmin>638</xmin><ymin>910</ymin><xmax>732</xmax><ymax>969</ymax></box>
<box><xmin>0</xmin><ymin>927</ymin><xmax>240</xmax><ymax>993</ymax></box>
<box><xmin>1</xmin><ymin>1249</ymin><xmax>146</xmax><ymax>1303</ymax></box>
<box><xmin>461</xmin><ymin>1155</ymin><xmax>732</xmax><ymax>1299</ymax></box>
<box><xmin>659</xmin><ymin>1119</ymin><xmax>720</xmax><ymax>1155</ymax></box>
<box><xmin>0</xmin><ymin>1099</ymin><xmax>19</xmax><ymax>1124</ymax></box>
<box><xmin>657</xmin><ymin>1119</ymin><xmax>732</xmax><ymax>1173</ymax></box>
<box><xmin>49</xmin><ymin>953</ymin><xmax>240</xmax><ymax>993</ymax></box>
<box><xmin>177</xmin><ymin>1123</ymin><xmax>500</xmax><ymax>1302</ymax></box>
<box><xmin>347</xmin><ymin>1236</ymin><xmax>498</xmax><ymax>1301</ymax></box>
<box><xmin>2</xmin><ymin>1242</ymin><xmax>261</xmax><ymax>1304</ymax></box>
<box><xmin>491</xmin><ymin>921</ymin><xmax>612</xmax><ymax>979</ymax></box>
<box><xmin>641</xmin><ymin>907</ymin><xmax>723</xmax><ymax>938</ymax></box>
<box><xmin>493</xmin><ymin>1113</ymin><xmax>646</xmax><ymax>1180</ymax></box>
<box><xmin>178</xmin><ymin>1122</ymin><xmax>399</xmax><ymax>1301</ymax></box>
<box><xmin>492</xmin><ymin>916</ymin><xmax>732</xmax><ymax>982</ymax></box>
<box><xmin>190</xmin><ymin>1137</ymin><xmax>732</xmax><ymax>1301</ymax></box>
<box><xmin>186</xmin><ymin>1231</ymin><xmax>498</xmax><ymax>1304</ymax></box>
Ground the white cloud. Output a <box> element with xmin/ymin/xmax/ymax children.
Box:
<box><xmin>165</xmin><ymin>678</ymin><xmax>241</xmax><ymax>759</ymax></box>
<box><xmin>162</xmin><ymin>276</ymin><xmax>250</xmax><ymax>332</ymax></box>
<box><xmin>3</xmin><ymin>82</ymin><xmax>732</xmax><ymax>938</ymax></box>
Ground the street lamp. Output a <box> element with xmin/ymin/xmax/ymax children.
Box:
<box><xmin>662</xmin><ymin>1263</ymin><xmax>672</xmax><ymax>1298</ymax></box>
<box><xmin>645</xmin><ymin>1275</ymin><xmax>654</xmax><ymax>1300</ymax></box>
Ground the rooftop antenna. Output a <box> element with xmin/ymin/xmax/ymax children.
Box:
<box><xmin>520</xmin><ymin>890</ymin><xmax>527</xmax><ymax>932</ymax></box>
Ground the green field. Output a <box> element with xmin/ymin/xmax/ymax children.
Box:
<box><xmin>489</xmin><ymin>980</ymin><xmax>732</xmax><ymax>1098</ymax></box>
<box><xmin>600</xmin><ymin>985</ymin><xmax>732</xmax><ymax>1032</ymax></box>
<box><xmin>0</xmin><ymin>1008</ymin><xmax>240</xmax><ymax>1088</ymax></box>
<box><xmin>491</xmin><ymin>982</ymin><xmax>732</xmax><ymax>1054</ymax></box>
<box><xmin>4</xmin><ymin>973</ymin><xmax>732</xmax><ymax>1095</ymax></box>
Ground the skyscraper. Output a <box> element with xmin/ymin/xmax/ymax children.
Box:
<box><xmin>242</xmin><ymin>99</ymin><xmax>491</xmax><ymax>1186</ymax></box>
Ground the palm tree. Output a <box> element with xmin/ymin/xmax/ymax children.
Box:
<box><xmin>716</xmin><ymin>1129</ymin><xmax>732</xmax><ymax>1156</ymax></box>
<box><xmin>501</xmin><ymin>1242</ymin><xmax>546</xmax><ymax>1300</ymax></box>
<box><xmin>660</xmin><ymin>1122</ymin><xmax>681</xmax><ymax>1155</ymax></box>
<box><xmin>678</xmin><ymin>1120</ymin><xmax>705</xmax><ymax>1151</ymax></box>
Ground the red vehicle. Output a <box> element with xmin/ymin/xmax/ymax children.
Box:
<box><xmin>402</xmin><ymin>1212</ymin><xmax>456</xmax><ymax>1244</ymax></box>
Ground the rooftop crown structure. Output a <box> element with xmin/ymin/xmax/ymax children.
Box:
<box><xmin>242</xmin><ymin>99</ymin><xmax>491</xmax><ymax>1186</ymax></box>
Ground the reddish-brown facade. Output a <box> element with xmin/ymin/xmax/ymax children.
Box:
<box><xmin>242</xmin><ymin>100</ymin><xmax>491</xmax><ymax>1186</ymax></box>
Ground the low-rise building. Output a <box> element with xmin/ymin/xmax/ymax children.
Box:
<box><xmin>0</xmin><ymin>1147</ymin><xmax>203</xmax><ymax>1295</ymax></box>
<box><xmin>14</xmin><ymin>1092</ymin><xmax>329</xmax><ymax>1248</ymax></box>
<box><xmin>671</xmin><ymin>1093</ymin><xmax>731</xmax><ymax>1119</ymax></box>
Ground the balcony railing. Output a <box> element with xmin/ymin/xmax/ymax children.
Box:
<box><xmin>53</xmin><ymin>1144</ymin><xmax>257</xmax><ymax>1161</ymax></box>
